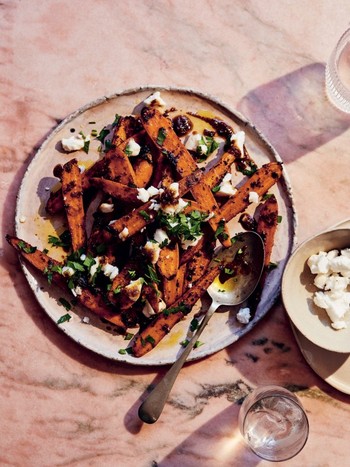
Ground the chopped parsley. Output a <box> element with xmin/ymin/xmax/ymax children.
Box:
<box><xmin>139</xmin><ymin>210</ymin><xmax>151</xmax><ymax>221</ymax></box>
<box><xmin>104</xmin><ymin>139</ymin><xmax>115</xmax><ymax>152</ymax></box>
<box><xmin>214</xmin><ymin>220</ymin><xmax>229</xmax><ymax>240</ymax></box>
<box><xmin>57</xmin><ymin>313</ymin><xmax>71</xmax><ymax>324</ymax></box>
<box><xmin>58</xmin><ymin>297</ymin><xmax>72</xmax><ymax>311</ymax></box>
<box><xmin>163</xmin><ymin>303</ymin><xmax>190</xmax><ymax>316</ymax></box>
<box><xmin>124</xmin><ymin>145</ymin><xmax>133</xmax><ymax>156</ymax></box>
<box><xmin>112</xmin><ymin>114</ymin><xmax>121</xmax><ymax>127</ymax></box>
<box><xmin>17</xmin><ymin>241</ymin><xmax>37</xmax><ymax>254</ymax></box>
<box><xmin>145</xmin><ymin>335</ymin><xmax>156</xmax><ymax>345</ymax></box>
<box><xmin>195</xmin><ymin>136</ymin><xmax>219</xmax><ymax>162</ymax></box>
<box><xmin>158</xmin><ymin>209</ymin><xmax>208</xmax><ymax>243</ymax></box>
<box><xmin>143</xmin><ymin>264</ymin><xmax>160</xmax><ymax>285</ymax></box>
<box><xmin>224</xmin><ymin>267</ymin><xmax>235</xmax><ymax>275</ymax></box>
<box><xmin>48</xmin><ymin>230</ymin><xmax>71</xmax><ymax>249</ymax></box>
<box><xmin>190</xmin><ymin>317</ymin><xmax>199</xmax><ymax>332</ymax></box>
<box><xmin>239</xmin><ymin>162</ymin><xmax>258</xmax><ymax>177</ymax></box>
<box><xmin>113</xmin><ymin>285</ymin><xmax>122</xmax><ymax>295</ymax></box>
<box><xmin>181</xmin><ymin>339</ymin><xmax>204</xmax><ymax>348</ymax></box>
<box><xmin>44</xmin><ymin>263</ymin><xmax>62</xmax><ymax>285</ymax></box>
<box><xmin>118</xmin><ymin>347</ymin><xmax>133</xmax><ymax>355</ymax></box>
<box><xmin>268</xmin><ymin>262</ymin><xmax>278</xmax><ymax>270</ymax></box>
<box><xmin>97</xmin><ymin>127</ymin><xmax>110</xmax><ymax>144</ymax></box>
<box><xmin>156</xmin><ymin>127</ymin><xmax>167</xmax><ymax>146</ymax></box>
<box><xmin>124</xmin><ymin>332</ymin><xmax>134</xmax><ymax>341</ymax></box>
<box><xmin>128</xmin><ymin>270</ymin><xmax>137</xmax><ymax>279</ymax></box>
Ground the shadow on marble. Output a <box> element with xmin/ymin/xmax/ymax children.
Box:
<box><xmin>237</xmin><ymin>62</ymin><xmax>350</xmax><ymax>164</ymax></box>
<box><xmin>224</xmin><ymin>304</ymin><xmax>350</xmax><ymax>404</ymax></box>
<box><xmin>155</xmin><ymin>403</ymin><xmax>262</xmax><ymax>467</ymax></box>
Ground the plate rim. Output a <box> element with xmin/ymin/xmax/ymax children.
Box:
<box><xmin>15</xmin><ymin>85</ymin><xmax>298</xmax><ymax>365</ymax></box>
<box><xmin>282</xmin><ymin>226</ymin><xmax>350</xmax><ymax>353</ymax></box>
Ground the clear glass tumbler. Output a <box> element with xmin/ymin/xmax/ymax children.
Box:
<box><xmin>238</xmin><ymin>385</ymin><xmax>309</xmax><ymax>462</ymax></box>
<box><xmin>325</xmin><ymin>28</ymin><xmax>350</xmax><ymax>113</ymax></box>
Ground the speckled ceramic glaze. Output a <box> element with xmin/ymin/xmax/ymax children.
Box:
<box><xmin>15</xmin><ymin>87</ymin><xmax>296</xmax><ymax>365</ymax></box>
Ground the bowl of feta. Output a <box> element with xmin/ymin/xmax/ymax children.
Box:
<box><xmin>282</xmin><ymin>228</ymin><xmax>350</xmax><ymax>352</ymax></box>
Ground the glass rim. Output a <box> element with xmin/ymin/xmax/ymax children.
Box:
<box><xmin>240</xmin><ymin>390</ymin><xmax>309</xmax><ymax>462</ymax></box>
<box><xmin>327</xmin><ymin>27</ymin><xmax>350</xmax><ymax>100</ymax></box>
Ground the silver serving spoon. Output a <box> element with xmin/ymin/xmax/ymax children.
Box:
<box><xmin>138</xmin><ymin>231</ymin><xmax>265</xmax><ymax>424</ymax></box>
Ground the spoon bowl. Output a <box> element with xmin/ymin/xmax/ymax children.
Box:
<box><xmin>138</xmin><ymin>231</ymin><xmax>265</xmax><ymax>423</ymax></box>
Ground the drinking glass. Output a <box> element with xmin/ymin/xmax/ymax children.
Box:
<box><xmin>238</xmin><ymin>385</ymin><xmax>309</xmax><ymax>462</ymax></box>
<box><xmin>325</xmin><ymin>28</ymin><xmax>350</xmax><ymax>113</ymax></box>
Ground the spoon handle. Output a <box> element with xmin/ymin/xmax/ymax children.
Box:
<box><xmin>138</xmin><ymin>302</ymin><xmax>218</xmax><ymax>424</ymax></box>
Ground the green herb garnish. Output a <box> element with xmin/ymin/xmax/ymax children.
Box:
<box><xmin>190</xmin><ymin>318</ymin><xmax>199</xmax><ymax>332</ymax></box>
<box><xmin>58</xmin><ymin>297</ymin><xmax>72</xmax><ymax>311</ymax></box>
<box><xmin>156</xmin><ymin>127</ymin><xmax>167</xmax><ymax>146</ymax></box>
<box><xmin>57</xmin><ymin>313</ymin><xmax>71</xmax><ymax>324</ymax></box>
<box><xmin>48</xmin><ymin>230</ymin><xmax>71</xmax><ymax>249</ymax></box>
<box><xmin>139</xmin><ymin>210</ymin><xmax>151</xmax><ymax>221</ymax></box>
<box><xmin>17</xmin><ymin>241</ymin><xmax>37</xmax><ymax>254</ymax></box>
<box><xmin>97</xmin><ymin>127</ymin><xmax>110</xmax><ymax>143</ymax></box>
<box><xmin>214</xmin><ymin>220</ymin><xmax>228</xmax><ymax>240</ymax></box>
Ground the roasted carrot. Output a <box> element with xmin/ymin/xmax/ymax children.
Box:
<box><xmin>133</xmin><ymin>146</ymin><xmax>154</xmax><ymax>188</ymax></box>
<box><xmin>61</xmin><ymin>158</ymin><xmax>87</xmax><ymax>252</ymax></box>
<box><xmin>90</xmin><ymin>178</ymin><xmax>141</xmax><ymax>205</ymax></box>
<box><xmin>132</xmin><ymin>262</ymin><xmax>222</xmax><ymax>357</ymax></box>
<box><xmin>157</xmin><ymin>243</ymin><xmax>179</xmax><ymax>280</ymax></box>
<box><xmin>104</xmin><ymin>170</ymin><xmax>204</xmax><ymax>242</ymax></box>
<box><xmin>140</xmin><ymin>106</ymin><xmax>231</xmax><ymax>246</ymax></box>
<box><xmin>6</xmin><ymin>235</ymin><xmax>126</xmax><ymax>332</ymax></box>
<box><xmin>218</xmin><ymin>162</ymin><xmax>283</xmax><ymax>223</ymax></box>
<box><xmin>257</xmin><ymin>194</ymin><xmax>279</xmax><ymax>267</ymax></box>
<box><xmin>6</xmin><ymin>235</ymin><xmax>66</xmax><ymax>288</ymax></box>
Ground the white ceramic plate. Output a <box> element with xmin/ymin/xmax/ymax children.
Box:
<box><xmin>15</xmin><ymin>86</ymin><xmax>296</xmax><ymax>365</ymax></box>
<box><xmin>287</xmin><ymin>219</ymin><xmax>350</xmax><ymax>394</ymax></box>
<box><xmin>292</xmin><ymin>324</ymin><xmax>350</xmax><ymax>394</ymax></box>
<box><xmin>282</xmin><ymin>227</ymin><xmax>350</xmax><ymax>353</ymax></box>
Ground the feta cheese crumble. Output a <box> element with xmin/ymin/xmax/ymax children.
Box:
<box><xmin>99</xmin><ymin>202</ymin><xmax>114</xmax><ymax>213</ymax></box>
<box><xmin>236</xmin><ymin>307</ymin><xmax>251</xmax><ymax>324</ymax></box>
<box><xmin>124</xmin><ymin>278</ymin><xmax>143</xmax><ymax>302</ymax></box>
<box><xmin>143</xmin><ymin>240</ymin><xmax>161</xmax><ymax>264</ymax></box>
<box><xmin>143</xmin><ymin>91</ymin><xmax>166</xmax><ymax>107</ymax></box>
<box><xmin>230</xmin><ymin>131</ymin><xmax>245</xmax><ymax>154</ymax></box>
<box><xmin>308</xmin><ymin>248</ymin><xmax>350</xmax><ymax>329</ymax></box>
<box><xmin>248</xmin><ymin>191</ymin><xmax>259</xmax><ymax>204</ymax></box>
<box><xmin>184</xmin><ymin>133</ymin><xmax>208</xmax><ymax>155</ymax></box>
<box><xmin>216</xmin><ymin>173</ymin><xmax>237</xmax><ymax>196</ymax></box>
<box><xmin>153</xmin><ymin>228</ymin><xmax>169</xmax><ymax>245</ymax></box>
<box><xmin>119</xmin><ymin>226</ymin><xmax>129</xmax><ymax>241</ymax></box>
<box><xmin>61</xmin><ymin>134</ymin><xmax>87</xmax><ymax>152</ymax></box>
<box><xmin>125</xmin><ymin>138</ymin><xmax>141</xmax><ymax>156</ymax></box>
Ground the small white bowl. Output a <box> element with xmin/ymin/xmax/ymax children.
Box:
<box><xmin>282</xmin><ymin>228</ymin><xmax>350</xmax><ymax>353</ymax></box>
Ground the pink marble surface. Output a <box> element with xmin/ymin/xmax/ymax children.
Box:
<box><xmin>2</xmin><ymin>1</ymin><xmax>350</xmax><ymax>465</ymax></box>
